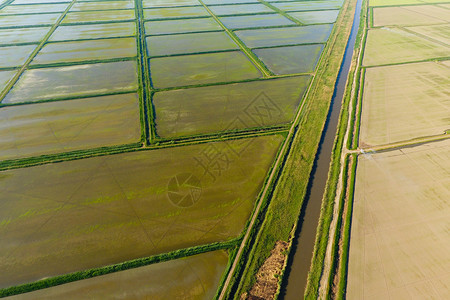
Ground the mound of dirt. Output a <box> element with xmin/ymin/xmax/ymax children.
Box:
<box><xmin>242</xmin><ymin>240</ymin><xmax>289</xmax><ymax>300</ymax></box>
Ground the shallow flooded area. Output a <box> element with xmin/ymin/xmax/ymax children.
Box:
<box><xmin>3</xmin><ymin>61</ymin><xmax>139</xmax><ymax>103</ymax></box>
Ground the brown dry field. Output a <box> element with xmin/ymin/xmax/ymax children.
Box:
<box><xmin>10</xmin><ymin>251</ymin><xmax>228</xmax><ymax>300</ymax></box>
<box><xmin>360</xmin><ymin>61</ymin><xmax>450</xmax><ymax>147</ymax></box>
<box><xmin>347</xmin><ymin>139</ymin><xmax>450</xmax><ymax>299</ymax></box>
<box><xmin>407</xmin><ymin>24</ymin><xmax>450</xmax><ymax>46</ymax></box>
<box><xmin>373</xmin><ymin>5</ymin><xmax>449</xmax><ymax>27</ymax></box>
<box><xmin>362</xmin><ymin>27</ymin><xmax>449</xmax><ymax>66</ymax></box>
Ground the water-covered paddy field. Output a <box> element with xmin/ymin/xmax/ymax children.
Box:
<box><xmin>0</xmin><ymin>0</ymin><xmax>344</xmax><ymax>297</ymax></box>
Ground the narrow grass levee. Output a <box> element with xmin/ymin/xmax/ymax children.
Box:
<box><xmin>336</xmin><ymin>154</ymin><xmax>358</xmax><ymax>299</ymax></box>
<box><xmin>0</xmin><ymin>239</ymin><xmax>240</xmax><ymax>298</ymax></box>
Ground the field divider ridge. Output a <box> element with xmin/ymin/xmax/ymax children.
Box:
<box><xmin>134</xmin><ymin>0</ymin><xmax>154</xmax><ymax>144</ymax></box>
<box><xmin>257</xmin><ymin>0</ymin><xmax>305</xmax><ymax>26</ymax></box>
<box><xmin>198</xmin><ymin>0</ymin><xmax>274</xmax><ymax>78</ymax></box>
<box><xmin>0</xmin><ymin>0</ymin><xmax>78</xmax><ymax>102</ymax></box>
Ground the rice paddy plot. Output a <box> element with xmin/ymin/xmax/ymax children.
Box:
<box><xmin>146</xmin><ymin>32</ymin><xmax>238</xmax><ymax>57</ymax></box>
<box><xmin>207</xmin><ymin>4</ymin><xmax>275</xmax><ymax>16</ymax></box>
<box><xmin>363</xmin><ymin>27</ymin><xmax>449</xmax><ymax>66</ymax></box>
<box><xmin>62</xmin><ymin>10</ymin><xmax>135</xmax><ymax>24</ymax></box>
<box><xmin>402</xmin><ymin>4</ymin><xmax>450</xmax><ymax>23</ymax></box>
<box><xmin>0</xmin><ymin>4</ymin><xmax>69</xmax><ymax>15</ymax></box>
<box><xmin>8</xmin><ymin>251</ymin><xmax>228</xmax><ymax>300</ymax></box>
<box><xmin>0</xmin><ymin>93</ymin><xmax>141</xmax><ymax>161</ymax></box>
<box><xmin>32</xmin><ymin>38</ymin><xmax>137</xmax><ymax>65</ymax></box>
<box><xmin>288</xmin><ymin>10</ymin><xmax>339</xmax><ymax>25</ymax></box>
<box><xmin>144</xmin><ymin>18</ymin><xmax>222</xmax><ymax>35</ymax></box>
<box><xmin>12</xmin><ymin>0</ymin><xmax>71</xmax><ymax>3</ymax></box>
<box><xmin>0</xmin><ymin>70</ymin><xmax>16</xmax><ymax>93</ymax></box>
<box><xmin>49</xmin><ymin>22</ymin><xmax>136</xmax><ymax>42</ymax></box>
<box><xmin>219</xmin><ymin>14</ymin><xmax>295</xmax><ymax>30</ymax></box>
<box><xmin>153</xmin><ymin>76</ymin><xmax>310</xmax><ymax>138</ymax></box>
<box><xmin>0</xmin><ymin>13</ymin><xmax>60</xmax><ymax>28</ymax></box>
<box><xmin>359</xmin><ymin>61</ymin><xmax>450</xmax><ymax>147</ymax></box>
<box><xmin>70</xmin><ymin>0</ymin><xmax>135</xmax><ymax>11</ymax></box>
<box><xmin>254</xmin><ymin>44</ymin><xmax>324</xmax><ymax>75</ymax></box>
<box><xmin>373</xmin><ymin>5</ymin><xmax>450</xmax><ymax>27</ymax></box>
<box><xmin>203</xmin><ymin>0</ymin><xmax>260</xmax><ymax>4</ymax></box>
<box><xmin>348</xmin><ymin>140</ymin><xmax>450</xmax><ymax>299</ymax></box>
<box><xmin>142</xmin><ymin>0</ymin><xmax>201</xmax><ymax>7</ymax></box>
<box><xmin>143</xmin><ymin>7</ymin><xmax>209</xmax><ymax>20</ymax></box>
<box><xmin>0</xmin><ymin>27</ymin><xmax>49</xmax><ymax>45</ymax></box>
<box><xmin>407</xmin><ymin>24</ymin><xmax>450</xmax><ymax>46</ymax></box>
<box><xmin>235</xmin><ymin>24</ymin><xmax>333</xmax><ymax>48</ymax></box>
<box><xmin>0</xmin><ymin>135</ymin><xmax>283</xmax><ymax>288</ymax></box>
<box><xmin>0</xmin><ymin>45</ymin><xmax>36</xmax><ymax>68</ymax></box>
<box><xmin>2</xmin><ymin>61</ymin><xmax>138</xmax><ymax>104</ymax></box>
<box><xmin>150</xmin><ymin>51</ymin><xmax>261</xmax><ymax>89</ymax></box>
<box><xmin>271</xmin><ymin>0</ymin><xmax>342</xmax><ymax>12</ymax></box>
<box><xmin>369</xmin><ymin>0</ymin><xmax>427</xmax><ymax>6</ymax></box>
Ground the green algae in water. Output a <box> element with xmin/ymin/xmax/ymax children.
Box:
<box><xmin>144</xmin><ymin>18</ymin><xmax>221</xmax><ymax>35</ymax></box>
<box><xmin>154</xmin><ymin>76</ymin><xmax>311</xmax><ymax>138</ymax></box>
<box><xmin>70</xmin><ymin>0</ymin><xmax>135</xmax><ymax>11</ymax></box>
<box><xmin>143</xmin><ymin>6</ymin><xmax>209</xmax><ymax>20</ymax></box>
<box><xmin>3</xmin><ymin>61</ymin><xmax>138</xmax><ymax>103</ymax></box>
<box><xmin>235</xmin><ymin>24</ymin><xmax>333</xmax><ymax>48</ymax></box>
<box><xmin>0</xmin><ymin>45</ymin><xmax>36</xmax><ymax>68</ymax></box>
<box><xmin>0</xmin><ymin>93</ymin><xmax>141</xmax><ymax>160</ymax></box>
<box><xmin>146</xmin><ymin>31</ymin><xmax>238</xmax><ymax>57</ymax></box>
<box><xmin>32</xmin><ymin>38</ymin><xmax>137</xmax><ymax>65</ymax></box>
<box><xmin>10</xmin><ymin>251</ymin><xmax>228</xmax><ymax>300</ymax></box>
<box><xmin>208</xmin><ymin>3</ymin><xmax>274</xmax><ymax>16</ymax></box>
<box><xmin>150</xmin><ymin>51</ymin><xmax>261</xmax><ymax>89</ymax></box>
<box><xmin>62</xmin><ymin>10</ymin><xmax>135</xmax><ymax>24</ymax></box>
<box><xmin>0</xmin><ymin>135</ymin><xmax>283</xmax><ymax>288</ymax></box>
<box><xmin>253</xmin><ymin>44</ymin><xmax>324</xmax><ymax>75</ymax></box>
<box><xmin>219</xmin><ymin>14</ymin><xmax>294</xmax><ymax>30</ymax></box>
<box><xmin>0</xmin><ymin>13</ymin><xmax>59</xmax><ymax>28</ymax></box>
<box><xmin>0</xmin><ymin>27</ymin><xmax>50</xmax><ymax>45</ymax></box>
<box><xmin>50</xmin><ymin>22</ymin><xmax>136</xmax><ymax>42</ymax></box>
<box><xmin>288</xmin><ymin>10</ymin><xmax>340</xmax><ymax>25</ymax></box>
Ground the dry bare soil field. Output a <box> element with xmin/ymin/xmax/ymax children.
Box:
<box><xmin>345</xmin><ymin>0</ymin><xmax>450</xmax><ymax>299</ymax></box>
<box><xmin>0</xmin><ymin>0</ymin><xmax>348</xmax><ymax>298</ymax></box>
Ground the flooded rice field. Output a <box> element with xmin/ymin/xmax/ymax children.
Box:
<box><xmin>0</xmin><ymin>0</ymin><xmax>346</xmax><ymax>297</ymax></box>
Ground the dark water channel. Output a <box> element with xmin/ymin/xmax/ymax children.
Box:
<box><xmin>279</xmin><ymin>0</ymin><xmax>363</xmax><ymax>298</ymax></box>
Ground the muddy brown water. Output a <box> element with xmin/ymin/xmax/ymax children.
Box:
<box><xmin>279</xmin><ymin>0</ymin><xmax>363</xmax><ymax>298</ymax></box>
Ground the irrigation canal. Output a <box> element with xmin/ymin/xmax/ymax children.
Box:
<box><xmin>279</xmin><ymin>0</ymin><xmax>363</xmax><ymax>298</ymax></box>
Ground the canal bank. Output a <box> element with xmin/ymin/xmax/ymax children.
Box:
<box><xmin>279</xmin><ymin>0</ymin><xmax>363</xmax><ymax>298</ymax></box>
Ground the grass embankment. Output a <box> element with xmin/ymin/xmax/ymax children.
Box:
<box><xmin>336</xmin><ymin>154</ymin><xmax>358</xmax><ymax>299</ymax></box>
<box><xmin>219</xmin><ymin>0</ymin><xmax>359</xmax><ymax>297</ymax></box>
<box><xmin>305</xmin><ymin>1</ymin><xmax>367</xmax><ymax>297</ymax></box>
<box><xmin>0</xmin><ymin>239</ymin><xmax>240</xmax><ymax>298</ymax></box>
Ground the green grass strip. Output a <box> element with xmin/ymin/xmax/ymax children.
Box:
<box><xmin>257</xmin><ymin>0</ymin><xmax>305</xmax><ymax>25</ymax></box>
<box><xmin>198</xmin><ymin>0</ymin><xmax>274</xmax><ymax>77</ymax></box>
<box><xmin>0</xmin><ymin>238</ymin><xmax>240</xmax><ymax>298</ymax></box>
<box><xmin>336</xmin><ymin>154</ymin><xmax>358</xmax><ymax>300</ymax></box>
<box><xmin>223</xmin><ymin>0</ymin><xmax>359</xmax><ymax>297</ymax></box>
<box><xmin>325</xmin><ymin>154</ymin><xmax>350</xmax><ymax>297</ymax></box>
<box><xmin>134</xmin><ymin>0</ymin><xmax>153</xmax><ymax>144</ymax></box>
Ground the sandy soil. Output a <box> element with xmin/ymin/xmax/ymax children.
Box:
<box><xmin>347</xmin><ymin>139</ymin><xmax>450</xmax><ymax>299</ymax></box>
<box><xmin>360</xmin><ymin>61</ymin><xmax>450</xmax><ymax>147</ymax></box>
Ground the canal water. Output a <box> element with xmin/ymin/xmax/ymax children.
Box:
<box><xmin>279</xmin><ymin>0</ymin><xmax>363</xmax><ymax>298</ymax></box>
